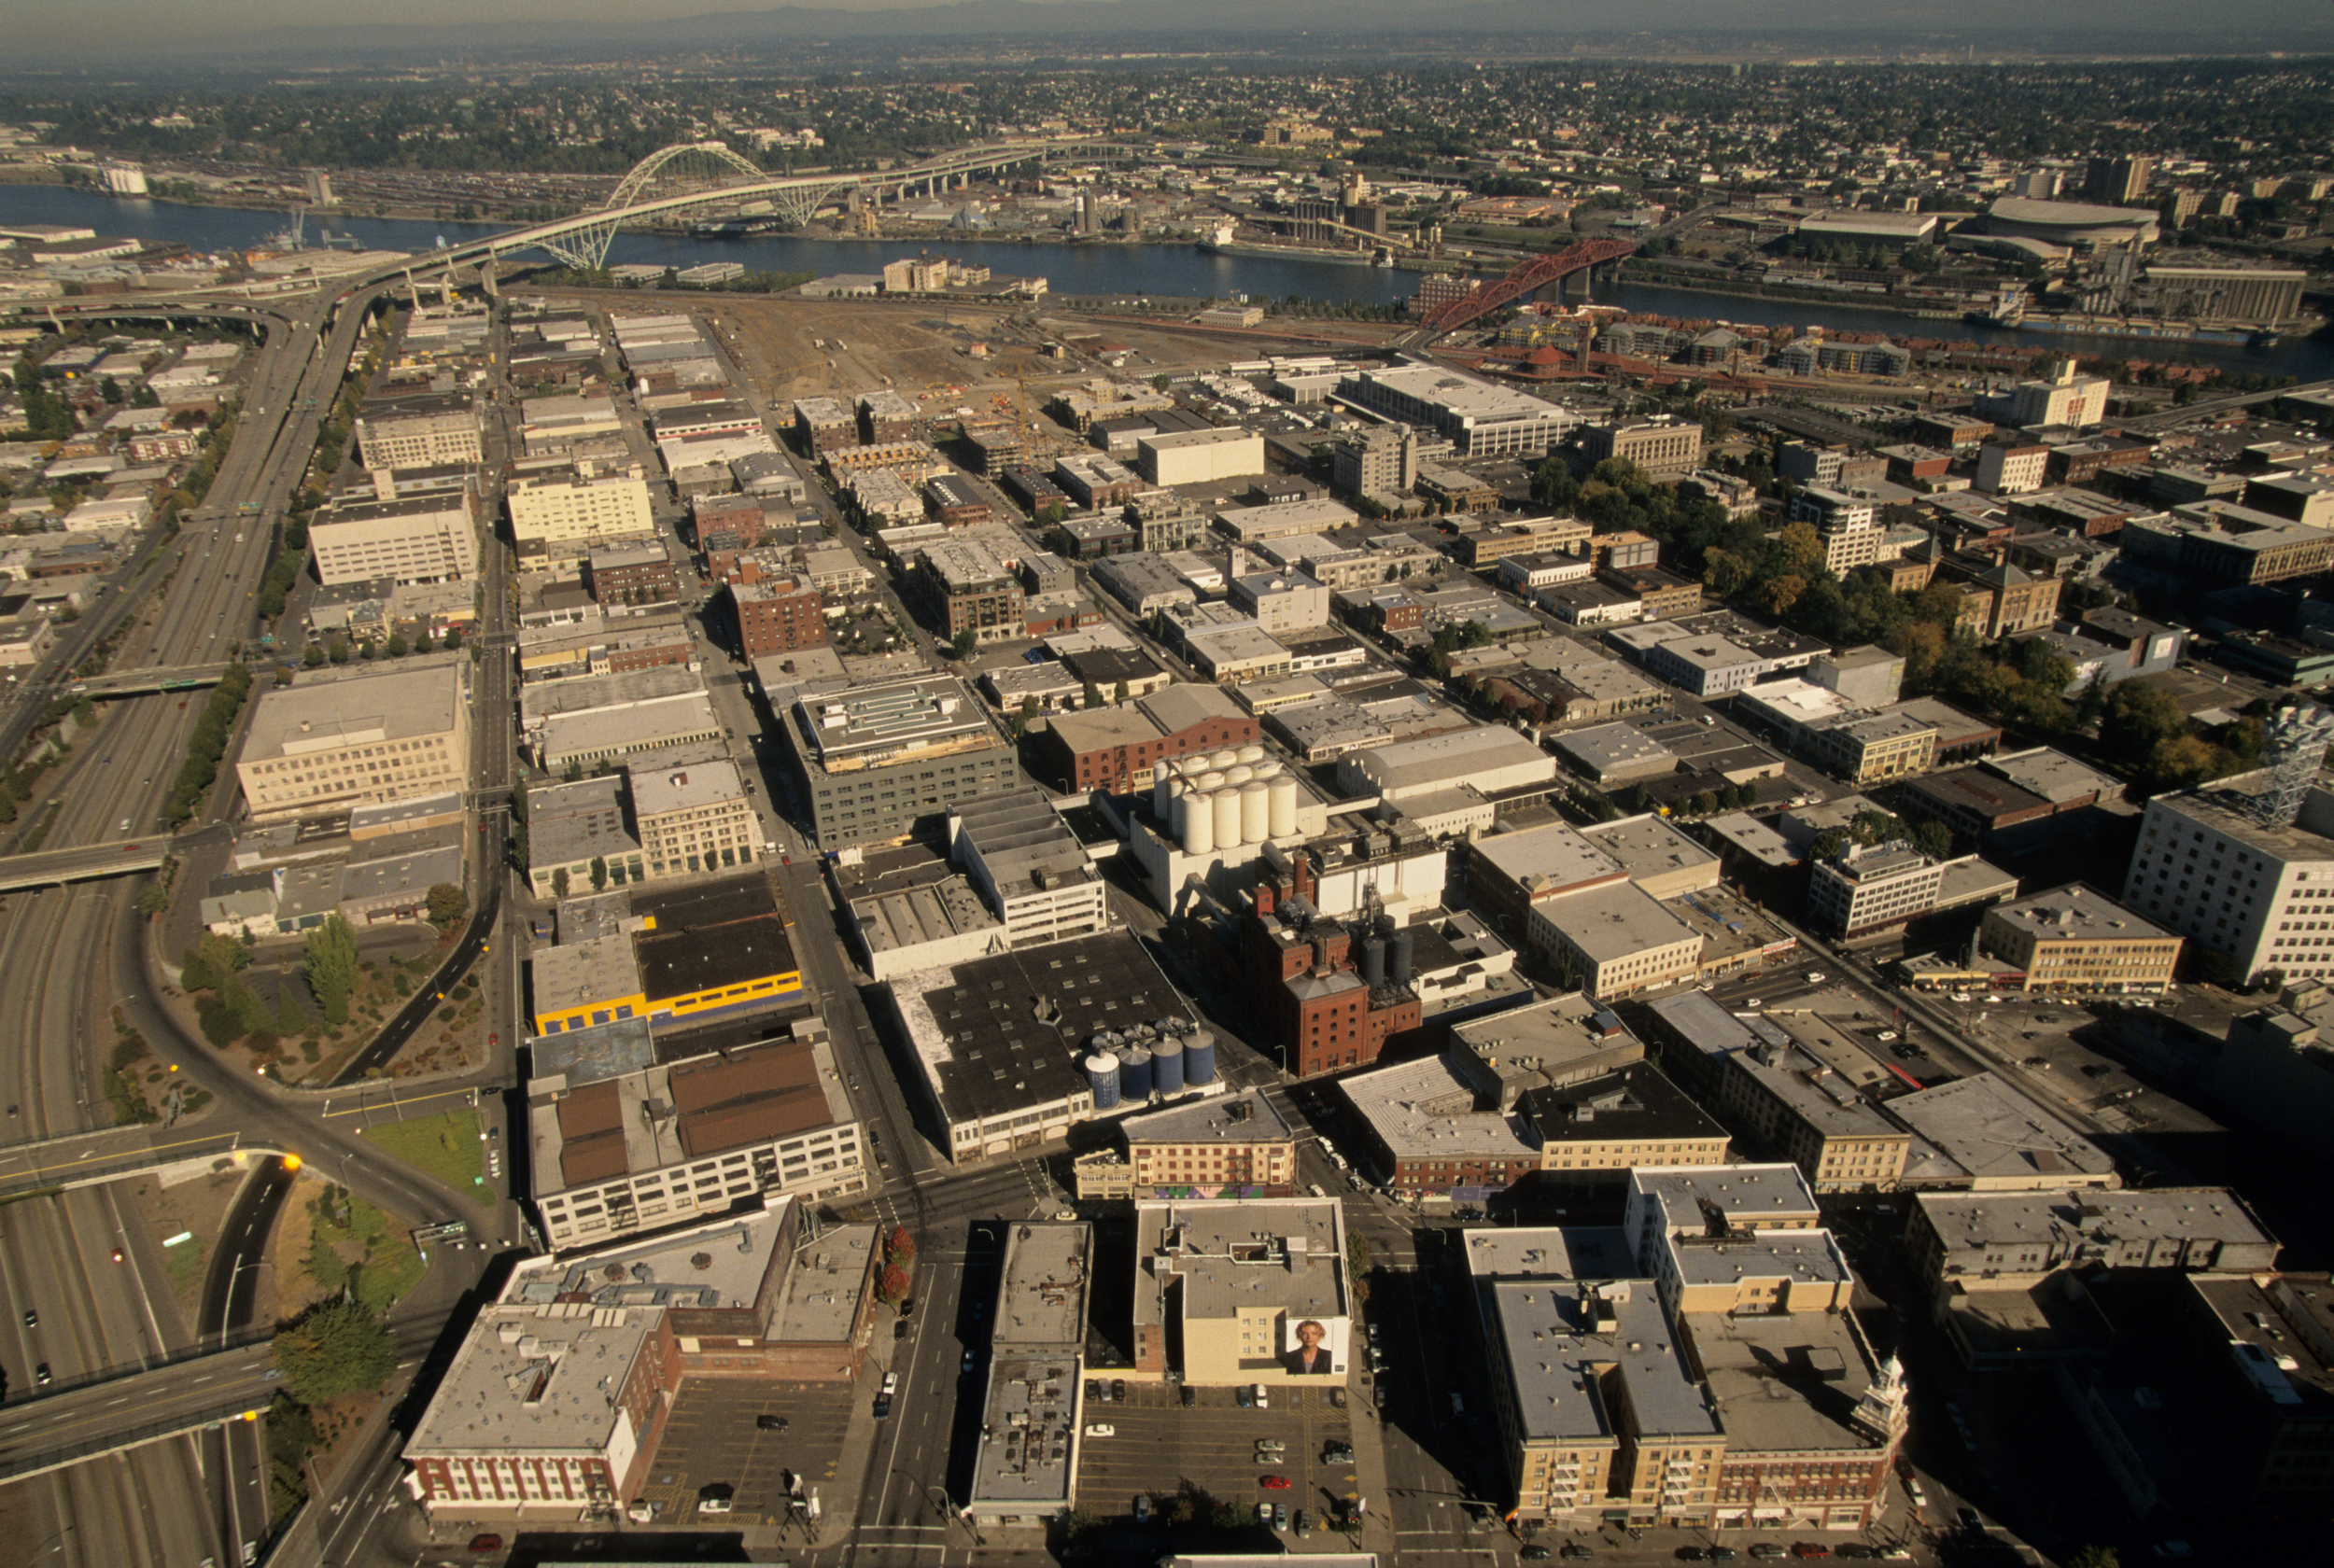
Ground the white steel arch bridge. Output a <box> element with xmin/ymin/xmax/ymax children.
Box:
<box><xmin>402</xmin><ymin>136</ymin><xmax>1144</xmax><ymax>276</ymax></box>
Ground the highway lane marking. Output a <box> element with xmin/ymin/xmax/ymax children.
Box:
<box><xmin>320</xmin><ymin>1085</ymin><xmax>481</xmax><ymax>1118</ymax></box>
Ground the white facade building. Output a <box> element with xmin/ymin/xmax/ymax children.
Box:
<box><xmin>2122</xmin><ymin>779</ymin><xmax>2334</xmax><ymax>985</ymax></box>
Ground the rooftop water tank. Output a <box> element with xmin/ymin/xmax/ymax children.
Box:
<box><xmin>1086</xmin><ymin>1053</ymin><xmax>1121</xmax><ymax>1111</ymax></box>
<box><xmin>1184</xmin><ymin>1029</ymin><xmax>1217</xmax><ymax>1084</ymax></box>
<box><xmin>1153</xmin><ymin>1036</ymin><xmax>1185</xmax><ymax>1096</ymax></box>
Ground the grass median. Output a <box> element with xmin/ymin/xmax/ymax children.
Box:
<box><xmin>358</xmin><ymin>1107</ymin><xmax>486</xmax><ymax>1200</ymax></box>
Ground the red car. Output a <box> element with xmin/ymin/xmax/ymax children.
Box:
<box><xmin>1259</xmin><ymin>1476</ymin><xmax>1292</xmax><ymax>1491</ymax></box>
<box><xmin>1792</xmin><ymin>1547</ymin><xmax>1831</xmax><ymax>1561</ymax></box>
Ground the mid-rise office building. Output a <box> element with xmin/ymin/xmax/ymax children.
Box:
<box><xmin>1330</xmin><ymin>423</ymin><xmax>1421</xmax><ymax>497</ymax></box>
<box><xmin>310</xmin><ymin>494</ymin><xmax>480</xmax><ymax>588</ymax></box>
<box><xmin>913</xmin><ymin>536</ymin><xmax>1025</xmax><ymax>648</ymax></box>
<box><xmin>235</xmin><ymin>660</ymin><xmax>471</xmax><ymax>821</ymax></box>
<box><xmin>355</xmin><ymin>398</ymin><xmax>480</xmax><ymax>469</ymax></box>
<box><xmin>1340</xmin><ymin>365</ymin><xmax>1578</xmax><ymax>457</ymax></box>
<box><xmin>631</xmin><ymin>758</ymin><xmax>760</xmax><ymax>879</ymax></box>
<box><xmin>1575</xmin><ymin>420</ymin><xmax>1704</xmax><ymax>482</ymax></box>
<box><xmin>506</xmin><ymin>470</ymin><xmax>657</xmax><ymax>564</ymax></box>
<box><xmin>780</xmin><ymin>675</ymin><xmax>1015</xmax><ymax>847</ymax></box>
<box><xmin>1131</xmin><ymin>1198</ymin><xmax>1350</xmax><ymax>1385</ymax></box>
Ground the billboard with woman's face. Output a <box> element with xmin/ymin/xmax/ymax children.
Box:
<box><xmin>1279</xmin><ymin>1313</ymin><xmax>1348</xmax><ymax>1376</ymax></box>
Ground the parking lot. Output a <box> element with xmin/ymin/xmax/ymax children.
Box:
<box><xmin>1072</xmin><ymin>1377</ymin><xmax>1359</xmax><ymax>1534</ymax></box>
<box><xmin>636</xmin><ymin>1375</ymin><xmax>859</xmax><ymax>1527</ymax></box>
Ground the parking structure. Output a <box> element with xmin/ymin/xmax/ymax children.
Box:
<box><xmin>634</xmin><ymin>1376</ymin><xmax>858</xmax><ymax>1527</ymax></box>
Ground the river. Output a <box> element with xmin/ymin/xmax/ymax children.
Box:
<box><xmin>8</xmin><ymin>182</ymin><xmax>2329</xmax><ymax>380</ymax></box>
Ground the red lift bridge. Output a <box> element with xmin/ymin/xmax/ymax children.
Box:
<box><xmin>1420</xmin><ymin>237</ymin><xmax>1639</xmax><ymax>336</ymax></box>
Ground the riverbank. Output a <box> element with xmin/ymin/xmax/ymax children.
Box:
<box><xmin>1616</xmin><ymin>259</ymin><xmax>1983</xmax><ymax>322</ymax></box>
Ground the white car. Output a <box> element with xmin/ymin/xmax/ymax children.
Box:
<box><xmin>1084</xmin><ymin>1423</ymin><xmax>1114</xmax><ymax>1437</ymax></box>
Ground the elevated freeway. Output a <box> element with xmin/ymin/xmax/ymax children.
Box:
<box><xmin>0</xmin><ymin>838</ymin><xmax>171</xmax><ymax>893</ymax></box>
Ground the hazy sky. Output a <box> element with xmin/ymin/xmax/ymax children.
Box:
<box><xmin>10</xmin><ymin>0</ymin><xmax>2318</xmax><ymax>55</ymax></box>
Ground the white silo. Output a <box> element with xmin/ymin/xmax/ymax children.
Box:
<box><xmin>1236</xmin><ymin>743</ymin><xmax>1266</xmax><ymax>765</ymax></box>
<box><xmin>1152</xmin><ymin>763</ymin><xmax>1176</xmax><ymax>819</ymax></box>
<box><xmin>1213</xmin><ymin>789</ymin><xmax>1241</xmax><ymax>849</ymax></box>
<box><xmin>1225</xmin><ymin>764</ymin><xmax>1256</xmax><ymax>787</ymax></box>
<box><xmin>1253</xmin><ymin>761</ymin><xmax>1282</xmax><ymax>780</ymax></box>
<box><xmin>1268</xmin><ymin>774</ymin><xmax>1300</xmax><ymax>838</ymax></box>
<box><xmin>1179</xmin><ymin>790</ymin><xmax>1214</xmax><ymax>855</ymax></box>
<box><xmin>1195</xmin><ymin>771</ymin><xmax>1227</xmax><ymax>794</ymax></box>
<box><xmin>1240</xmin><ymin>780</ymin><xmax>1270</xmax><ymax>844</ymax></box>
<box><xmin>1210</xmin><ymin>749</ymin><xmax>1240</xmax><ymax>771</ymax></box>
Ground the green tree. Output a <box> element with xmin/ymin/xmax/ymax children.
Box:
<box><xmin>552</xmin><ymin>866</ymin><xmax>571</xmax><ymax>899</ymax></box>
<box><xmin>73</xmin><ymin>697</ymin><xmax>97</xmax><ymax>728</ymax></box>
<box><xmin>2100</xmin><ymin>682</ymin><xmax>2192</xmax><ymax>773</ymax></box>
<box><xmin>1113</xmin><ymin>679</ymin><xmax>1131</xmax><ymax>705</ymax></box>
<box><xmin>99</xmin><ymin>375</ymin><xmax>121</xmax><ymax>403</ymax></box>
<box><xmin>272</xmin><ymin>1297</ymin><xmax>395</xmax><ymax>1405</ymax></box>
<box><xmin>275</xmin><ymin>986</ymin><xmax>307</xmax><ymax>1036</ymax></box>
<box><xmin>302</xmin><ymin>913</ymin><xmax>360</xmax><ymax>1028</ymax></box>
<box><xmin>590</xmin><ymin>855</ymin><xmax>609</xmax><ymax>891</ymax></box>
<box><xmin>424</xmin><ymin>882</ymin><xmax>468</xmax><ymax>932</ymax></box>
<box><xmin>384</xmin><ymin>631</ymin><xmax>408</xmax><ymax>658</ymax></box>
<box><xmin>1082</xmin><ymin>678</ymin><xmax>1104</xmax><ymax>710</ymax></box>
<box><xmin>949</xmin><ymin>628</ymin><xmax>978</xmax><ymax>660</ymax></box>
<box><xmin>326</xmin><ymin>639</ymin><xmax>350</xmax><ymax>665</ymax></box>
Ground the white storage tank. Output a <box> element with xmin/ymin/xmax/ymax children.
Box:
<box><xmin>1240</xmin><ymin>780</ymin><xmax>1270</xmax><ymax>844</ymax></box>
<box><xmin>1236</xmin><ymin>743</ymin><xmax>1267</xmax><ymax>765</ymax></box>
<box><xmin>1154</xmin><ymin>766</ymin><xmax>1179</xmax><ymax>819</ymax></box>
<box><xmin>1253</xmin><ymin>761</ymin><xmax>1282</xmax><ymax>780</ymax></box>
<box><xmin>1210</xmin><ymin>749</ymin><xmax>1240</xmax><ymax>771</ymax></box>
<box><xmin>1268</xmin><ymin>774</ymin><xmax>1301</xmax><ymax>838</ymax></box>
<box><xmin>1224</xmin><ymin>764</ymin><xmax>1255</xmax><ymax>787</ymax></box>
<box><xmin>1195</xmin><ymin>771</ymin><xmax>1227</xmax><ymax>794</ymax></box>
<box><xmin>1213</xmin><ymin>789</ymin><xmax>1242</xmax><ymax>849</ymax></box>
<box><xmin>1177</xmin><ymin>791</ymin><xmax>1214</xmax><ymax>855</ymax></box>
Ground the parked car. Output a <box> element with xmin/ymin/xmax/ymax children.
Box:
<box><xmin>755</xmin><ymin>1414</ymin><xmax>788</xmax><ymax>1432</ymax></box>
<box><xmin>1111</xmin><ymin>1379</ymin><xmax>1126</xmax><ymax>1402</ymax></box>
<box><xmin>1329</xmin><ymin>1386</ymin><xmax>1346</xmax><ymax>1408</ymax></box>
<box><xmin>1323</xmin><ymin>1442</ymin><xmax>1356</xmax><ymax>1464</ymax></box>
<box><xmin>1791</xmin><ymin>1547</ymin><xmax>1831</xmax><ymax>1561</ymax></box>
<box><xmin>1260</xmin><ymin>1475</ymin><xmax>1292</xmax><ymax>1491</ymax></box>
<box><xmin>1235</xmin><ymin>1385</ymin><xmax>1252</xmax><ymax>1408</ymax></box>
<box><xmin>1255</xmin><ymin>1439</ymin><xmax>1287</xmax><ymax>1454</ymax></box>
<box><xmin>1084</xmin><ymin>1423</ymin><xmax>1114</xmax><ymax>1437</ymax></box>
<box><xmin>1251</xmin><ymin>1381</ymin><xmax>1269</xmax><ymax>1408</ymax></box>
<box><xmin>468</xmin><ymin>1536</ymin><xmax>503</xmax><ymax>1554</ymax></box>
<box><xmin>1272</xmin><ymin>1503</ymin><xmax>1288</xmax><ymax>1532</ymax></box>
<box><xmin>1520</xmin><ymin>1549</ymin><xmax>1553</xmax><ymax>1563</ymax></box>
<box><xmin>1133</xmin><ymin>1494</ymin><xmax>1150</xmax><ymax>1525</ymax></box>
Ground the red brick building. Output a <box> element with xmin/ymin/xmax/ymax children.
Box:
<box><xmin>586</xmin><ymin>545</ymin><xmax>680</xmax><ymax>606</ymax></box>
<box><xmin>1039</xmin><ymin>683</ymin><xmax>1258</xmax><ymax>794</ymax></box>
<box><xmin>1241</xmin><ymin>851</ymin><xmax>1420</xmax><ymax>1079</ymax></box>
<box><xmin>733</xmin><ymin>576</ymin><xmax>828</xmax><ymax>659</ymax></box>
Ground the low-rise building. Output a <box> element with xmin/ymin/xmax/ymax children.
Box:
<box><xmin>1038</xmin><ymin>683</ymin><xmax>1258</xmax><ymax>794</ymax></box>
<box><xmin>1130</xmin><ymin>1198</ymin><xmax>1350</xmax><ymax>1384</ymax></box>
<box><xmin>1978</xmin><ymin>883</ymin><xmax>2181</xmax><ymax>994</ymax></box>
<box><xmin>234</xmin><ymin>659</ymin><xmax>471</xmax><ymax>821</ymax></box>
<box><xmin>631</xmin><ymin>758</ymin><xmax>761</xmax><ymax>879</ymax></box>
<box><xmin>1072</xmin><ymin>1087</ymin><xmax>1297</xmax><ymax>1201</ymax></box>
<box><xmin>311</xmin><ymin>493</ymin><xmax>480</xmax><ymax>587</ymax></box>
<box><xmin>1527</xmin><ymin>881</ymin><xmax>1705</xmax><ymax>999</ymax></box>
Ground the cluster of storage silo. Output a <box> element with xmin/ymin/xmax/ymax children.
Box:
<box><xmin>1153</xmin><ymin>749</ymin><xmax>1301</xmax><ymax>858</ymax></box>
<box><xmin>1082</xmin><ymin>1018</ymin><xmax>1217</xmax><ymax>1112</ymax></box>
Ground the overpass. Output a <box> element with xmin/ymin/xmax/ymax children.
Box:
<box><xmin>64</xmin><ymin>662</ymin><xmax>235</xmax><ymax>698</ymax></box>
<box><xmin>0</xmin><ymin>1126</ymin><xmax>277</xmax><ymax>1200</ymax></box>
<box><xmin>2119</xmin><ymin>374</ymin><xmax>2334</xmax><ymax>433</ymax></box>
<box><xmin>0</xmin><ymin>837</ymin><xmax>170</xmax><ymax>893</ymax></box>
<box><xmin>0</xmin><ymin>1313</ymin><xmax>446</xmax><ymax>1483</ymax></box>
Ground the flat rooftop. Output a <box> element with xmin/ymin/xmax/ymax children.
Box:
<box><xmin>1914</xmin><ymin>1187</ymin><xmax>2275</xmax><ymax>1254</ymax></box>
<box><xmin>1120</xmin><ymin>1087</ymin><xmax>1294</xmax><ymax>1148</ymax></box>
<box><xmin>1471</xmin><ymin>820</ymin><xmax>1627</xmax><ymax>898</ymax></box>
<box><xmin>951</xmin><ymin>790</ymin><xmax>1097</xmax><ymax>902</ymax></box>
<box><xmin>1983</xmin><ymin>747</ymin><xmax>2120</xmax><ymax>805</ymax></box>
<box><xmin>1462</xmin><ymin>1224</ymin><xmax>1640</xmax><ymax>1282</ymax></box>
<box><xmin>967</xmin><ymin>1351</ymin><xmax>1083</xmax><ymax>1508</ymax></box>
<box><xmin>1489</xmin><ymin>1280</ymin><xmax>1716</xmax><ymax>1445</ymax></box>
<box><xmin>788</xmin><ymin>674</ymin><xmax>1002</xmax><ymax>773</ymax></box>
<box><xmin>1631</xmin><ymin>1164</ymin><xmax>1822</xmax><ymax>1239</ymax></box>
<box><xmin>501</xmin><ymin>1208</ymin><xmax>785</xmax><ymax>1314</ymax></box>
<box><xmin>1132</xmin><ymin>1197</ymin><xmax>1347</xmax><ymax>1329</ymax></box>
<box><xmin>1581</xmin><ymin>814</ymin><xmax>1722</xmax><ymax>889</ymax></box>
<box><xmin>408</xmin><ymin>1300</ymin><xmax>657</xmax><ymax>1457</ymax></box>
<box><xmin>1888</xmin><ymin>1072</ymin><xmax>2118</xmax><ymax>1187</ymax></box>
<box><xmin>888</xmin><ymin>928</ymin><xmax>1192</xmax><ymax>1129</ymax></box>
<box><xmin>993</xmin><ymin>1222</ymin><xmax>1093</xmax><ymax>1351</ymax></box>
<box><xmin>1532</xmin><ymin>880</ymin><xmax>1699</xmax><ymax>964</ymax></box>
<box><xmin>1339</xmin><ymin>1051</ymin><xmax>1539</xmax><ymax>1164</ymax></box>
<box><xmin>1453</xmin><ymin>991</ymin><xmax>1646</xmax><ymax>1087</ymax></box>
<box><xmin>1349</xmin><ymin>364</ymin><xmax>1572</xmax><ymax>423</ymax></box>
<box><xmin>1520</xmin><ymin>1061</ymin><xmax>1729</xmax><ymax>1153</ymax></box>
<box><xmin>1687</xmin><ymin>1307</ymin><xmax>1888</xmax><ymax>1456</ymax></box>
<box><xmin>1551</xmin><ymin>721</ymin><xmax>1680</xmax><ymax>777</ymax></box>
<box><xmin>1985</xmin><ymin>883</ymin><xmax>2173</xmax><ymax>947</ymax></box>
<box><xmin>243</xmin><ymin>659</ymin><xmax>464</xmax><ymax>761</ymax></box>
